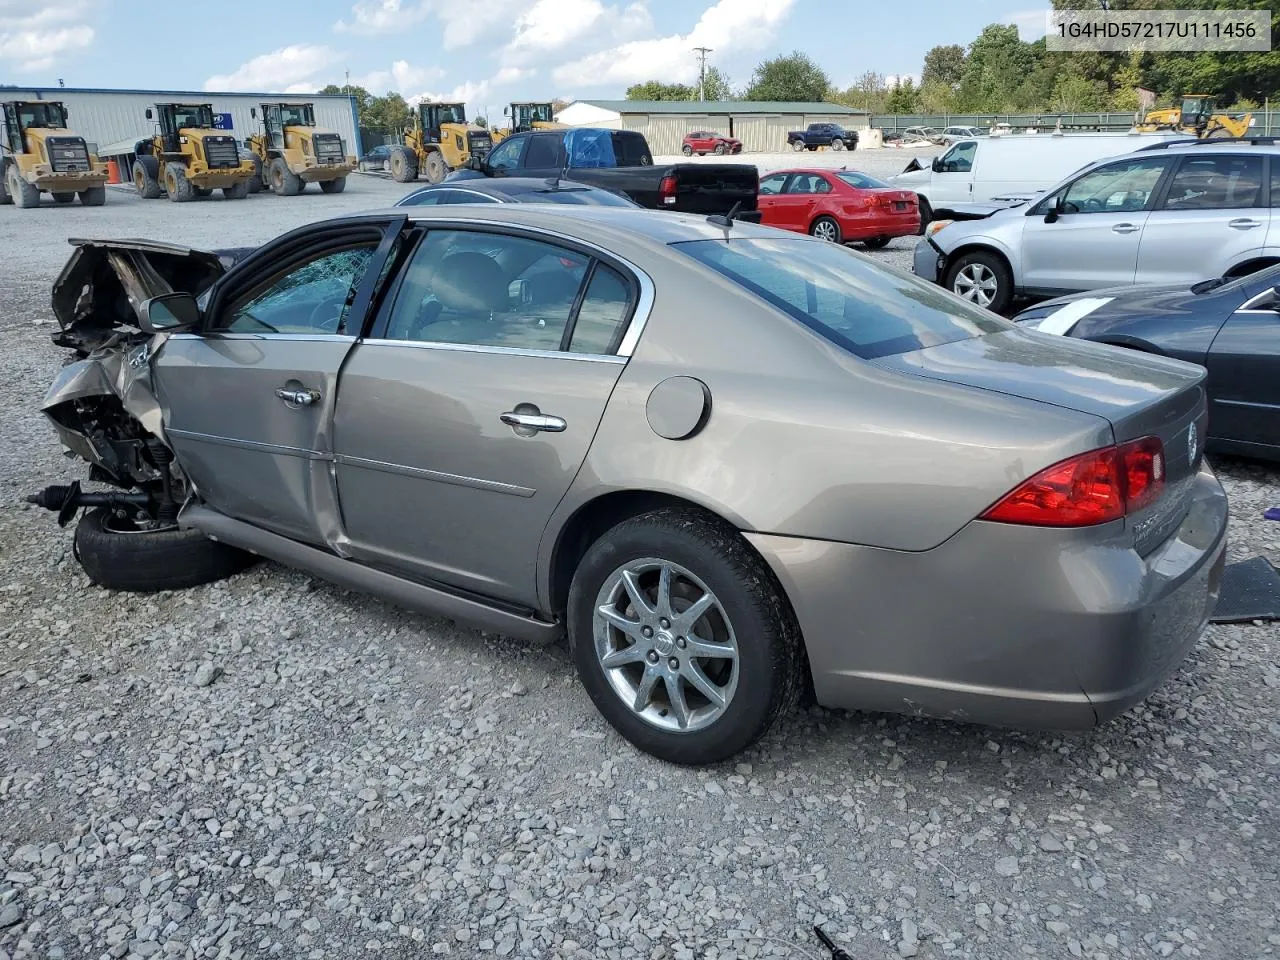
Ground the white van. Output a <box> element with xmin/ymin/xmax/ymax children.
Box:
<box><xmin>892</xmin><ymin>132</ymin><xmax>1189</xmax><ymax>220</ymax></box>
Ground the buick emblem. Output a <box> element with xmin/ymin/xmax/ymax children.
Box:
<box><xmin>1187</xmin><ymin>423</ymin><xmax>1198</xmax><ymax>464</ymax></box>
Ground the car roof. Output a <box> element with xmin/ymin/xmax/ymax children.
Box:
<box><xmin>403</xmin><ymin>177</ymin><xmax>617</xmax><ymax>200</ymax></box>
<box><xmin>353</xmin><ymin>203</ymin><xmax>788</xmax><ymax>249</ymax></box>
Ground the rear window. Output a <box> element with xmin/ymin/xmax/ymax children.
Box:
<box><xmin>564</xmin><ymin>129</ymin><xmax>653</xmax><ymax>168</ymax></box>
<box><xmin>673</xmin><ymin>238</ymin><xmax>1006</xmax><ymax>359</ymax></box>
<box><xmin>836</xmin><ymin>172</ymin><xmax>890</xmax><ymax>190</ymax></box>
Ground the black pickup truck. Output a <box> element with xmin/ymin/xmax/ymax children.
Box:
<box><xmin>786</xmin><ymin>123</ymin><xmax>859</xmax><ymax>152</ymax></box>
<box><xmin>451</xmin><ymin>127</ymin><xmax>759</xmax><ymax>216</ymax></box>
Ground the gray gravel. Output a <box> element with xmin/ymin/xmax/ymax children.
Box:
<box><xmin>2</xmin><ymin>171</ymin><xmax>1278</xmax><ymax>960</ymax></box>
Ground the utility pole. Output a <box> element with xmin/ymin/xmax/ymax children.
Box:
<box><xmin>693</xmin><ymin>46</ymin><xmax>713</xmax><ymax>101</ymax></box>
<box><xmin>344</xmin><ymin>70</ymin><xmax>350</xmax><ymax>96</ymax></box>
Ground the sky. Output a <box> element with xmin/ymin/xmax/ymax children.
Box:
<box><xmin>0</xmin><ymin>0</ymin><xmax>1050</xmax><ymax>115</ymax></box>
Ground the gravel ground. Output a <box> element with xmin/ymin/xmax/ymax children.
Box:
<box><xmin>1</xmin><ymin>172</ymin><xmax>1277</xmax><ymax>960</ymax></box>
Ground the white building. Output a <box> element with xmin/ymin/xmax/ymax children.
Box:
<box><xmin>1</xmin><ymin>86</ymin><xmax>361</xmax><ymax>162</ymax></box>
<box><xmin>554</xmin><ymin>100</ymin><xmax>869</xmax><ymax>155</ymax></box>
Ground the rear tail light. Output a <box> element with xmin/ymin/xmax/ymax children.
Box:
<box><xmin>981</xmin><ymin>437</ymin><xmax>1165</xmax><ymax>527</ymax></box>
<box><xmin>659</xmin><ymin>175</ymin><xmax>678</xmax><ymax>206</ymax></box>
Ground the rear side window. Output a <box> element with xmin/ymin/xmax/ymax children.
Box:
<box><xmin>674</xmin><ymin>238</ymin><xmax>1005</xmax><ymax>359</ymax></box>
<box><xmin>524</xmin><ymin>135</ymin><xmax>563</xmax><ymax>168</ymax></box>
<box><xmin>837</xmin><ymin>172</ymin><xmax>889</xmax><ymax>190</ymax></box>
<box><xmin>1161</xmin><ymin>155</ymin><xmax>1264</xmax><ymax>210</ymax></box>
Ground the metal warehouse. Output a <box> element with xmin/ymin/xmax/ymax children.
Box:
<box><xmin>1</xmin><ymin>86</ymin><xmax>361</xmax><ymax>166</ymax></box>
<box><xmin>555</xmin><ymin>100</ymin><xmax>868</xmax><ymax>155</ymax></box>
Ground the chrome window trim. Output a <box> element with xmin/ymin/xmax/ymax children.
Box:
<box><xmin>168</xmin><ymin>333</ymin><xmax>357</xmax><ymax>343</ymax></box>
<box><xmin>391</xmin><ymin>215</ymin><xmax>656</xmax><ymax>358</ymax></box>
<box><xmin>358</xmin><ymin>339</ymin><xmax>626</xmax><ymax>363</ymax></box>
<box><xmin>397</xmin><ymin>187</ymin><xmax>504</xmax><ymax>207</ymax></box>
<box><xmin>1236</xmin><ymin>287</ymin><xmax>1280</xmax><ymax>315</ymax></box>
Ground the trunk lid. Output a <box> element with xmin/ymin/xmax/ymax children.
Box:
<box><xmin>873</xmin><ymin>327</ymin><xmax>1209</xmax><ymax>551</ymax></box>
<box><xmin>866</xmin><ymin>188</ymin><xmax>918</xmax><ymax>211</ymax></box>
<box><xmin>666</xmin><ymin>162</ymin><xmax>759</xmax><ymax>214</ymax></box>
<box><xmin>51</xmin><ymin>238</ymin><xmax>227</xmax><ymax>352</ymax></box>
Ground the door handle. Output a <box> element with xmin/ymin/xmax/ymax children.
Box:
<box><xmin>275</xmin><ymin>387</ymin><xmax>321</xmax><ymax>407</ymax></box>
<box><xmin>500</xmin><ymin>411</ymin><xmax>566</xmax><ymax>433</ymax></box>
<box><xmin>1228</xmin><ymin>218</ymin><xmax>1262</xmax><ymax>230</ymax></box>
<box><xmin>1111</xmin><ymin>223</ymin><xmax>1139</xmax><ymax>234</ymax></box>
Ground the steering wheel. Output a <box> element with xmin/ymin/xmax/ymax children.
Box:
<box><xmin>308</xmin><ymin>298</ymin><xmax>344</xmax><ymax>331</ymax></box>
<box><xmin>1080</xmin><ymin>197</ymin><xmax>1104</xmax><ymax>213</ymax></box>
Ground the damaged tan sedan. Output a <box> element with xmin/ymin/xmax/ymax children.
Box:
<box><xmin>32</xmin><ymin>207</ymin><xmax>1227</xmax><ymax>765</ymax></box>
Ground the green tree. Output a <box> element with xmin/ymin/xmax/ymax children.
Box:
<box><xmin>957</xmin><ymin>24</ymin><xmax>1040</xmax><ymax>112</ymax></box>
<box><xmin>474</xmin><ymin>116</ymin><xmax>487</xmax><ymax>128</ymax></box>
<box><xmin>885</xmin><ymin>78</ymin><xmax>921</xmax><ymax>114</ymax></box>
<box><xmin>319</xmin><ymin>83</ymin><xmax>370</xmax><ymax>120</ymax></box>
<box><xmin>364</xmin><ymin>92</ymin><xmax>412</xmax><ymax>131</ymax></box>
<box><xmin>625</xmin><ymin>81</ymin><xmax>695</xmax><ymax>101</ymax></box>
<box><xmin>744</xmin><ymin>51</ymin><xmax>830</xmax><ymax>102</ymax></box>
<box><xmin>701</xmin><ymin>66</ymin><xmax>734</xmax><ymax>101</ymax></box>
<box><xmin>918</xmin><ymin>79</ymin><xmax>957</xmax><ymax>113</ymax></box>
<box><xmin>922</xmin><ymin>44</ymin><xmax>966</xmax><ymax>89</ymax></box>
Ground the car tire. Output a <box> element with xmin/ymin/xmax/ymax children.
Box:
<box><xmin>134</xmin><ymin>156</ymin><xmax>162</xmax><ymax>200</ymax></box>
<box><xmin>320</xmin><ymin>176</ymin><xmax>347</xmax><ymax>194</ymax></box>
<box><xmin>682</xmin><ymin>144</ymin><xmax>693</xmax><ymax>156</ymax></box>
<box><xmin>52</xmin><ymin>191</ymin><xmax>75</xmax><ymax>203</ymax></box>
<box><xmin>269</xmin><ymin>157</ymin><xmax>302</xmax><ymax>196</ymax></box>
<box><xmin>863</xmin><ymin>236</ymin><xmax>891</xmax><ymax>249</ymax></box>
<box><xmin>79</xmin><ymin>186</ymin><xmax>106</xmax><ymax>206</ymax></box>
<box><xmin>916</xmin><ymin>196</ymin><xmax>933</xmax><ymax>235</ymax></box>
<box><xmin>423</xmin><ymin>151</ymin><xmax>447</xmax><ymax>184</ymax></box>
<box><xmin>809</xmin><ymin>215</ymin><xmax>843</xmax><ymax>244</ymax></box>
<box><xmin>192</xmin><ymin>186</ymin><xmax>213</xmax><ymax>198</ymax></box>
<box><xmin>0</xmin><ymin>164</ymin><xmax>11</xmax><ymax>204</ymax></box>
<box><xmin>831</xmin><ymin>138</ymin><xmax>845</xmax><ymax>152</ymax></box>
<box><xmin>567</xmin><ymin>508</ymin><xmax>802</xmax><ymax>765</ymax></box>
<box><xmin>791</xmin><ymin>140</ymin><xmax>805</xmax><ymax>152</ymax></box>
<box><xmin>945</xmin><ymin>250</ymin><xmax>1013</xmax><ymax>313</ymax></box>
<box><xmin>714</xmin><ymin>143</ymin><xmax>726</xmax><ymax>155</ymax></box>
<box><xmin>247</xmin><ymin>155</ymin><xmax>264</xmax><ymax>193</ymax></box>
<box><xmin>390</xmin><ymin>146</ymin><xmax>418</xmax><ymax>183</ymax></box>
<box><xmin>223</xmin><ymin>179</ymin><xmax>250</xmax><ymax>200</ymax></box>
<box><xmin>74</xmin><ymin>508</ymin><xmax>257</xmax><ymax>593</ymax></box>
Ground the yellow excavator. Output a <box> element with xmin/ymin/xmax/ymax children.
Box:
<box><xmin>245</xmin><ymin>102</ymin><xmax>357</xmax><ymax>196</ymax></box>
<box><xmin>0</xmin><ymin>100</ymin><xmax>108</xmax><ymax>208</ymax></box>
<box><xmin>134</xmin><ymin>102</ymin><xmax>257</xmax><ymax>201</ymax></box>
<box><xmin>490</xmin><ymin>102</ymin><xmax>563</xmax><ymax>144</ymax></box>
<box><xmin>1136</xmin><ymin>94</ymin><xmax>1252</xmax><ymax>139</ymax></box>
<box><xmin>389</xmin><ymin>102</ymin><xmax>492</xmax><ymax>184</ymax></box>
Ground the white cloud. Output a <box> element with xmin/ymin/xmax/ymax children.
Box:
<box><xmin>553</xmin><ymin>0</ymin><xmax>794</xmax><ymax>88</ymax></box>
<box><xmin>885</xmin><ymin>73</ymin><xmax>921</xmax><ymax>89</ymax></box>
<box><xmin>334</xmin><ymin>0</ymin><xmax>430</xmax><ymax>34</ymax></box>
<box><xmin>353</xmin><ymin>59</ymin><xmax>444</xmax><ymax>95</ymax></box>
<box><xmin>334</xmin><ymin>0</ymin><xmax>527</xmax><ymax>48</ymax></box>
<box><xmin>205</xmin><ymin>44</ymin><xmax>342</xmax><ymax>92</ymax></box>
<box><xmin>494</xmin><ymin>66</ymin><xmax>534</xmax><ymax>85</ymax></box>
<box><xmin>408</xmin><ymin>79</ymin><xmax>493</xmax><ymax>110</ymax></box>
<box><xmin>505</xmin><ymin>0</ymin><xmax>650</xmax><ymax>65</ymax></box>
<box><xmin>1008</xmin><ymin>9</ymin><xmax>1047</xmax><ymax>41</ymax></box>
<box><xmin>0</xmin><ymin>0</ymin><xmax>94</xmax><ymax>71</ymax></box>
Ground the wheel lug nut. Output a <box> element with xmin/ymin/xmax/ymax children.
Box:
<box><xmin>676</xmin><ymin>636</ymin><xmax>687</xmax><ymax>648</ymax></box>
<box><xmin>668</xmin><ymin>657</ymin><xmax>680</xmax><ymax>671</ymax></box>
<box><xmin>641</xmin><ymin>626</ymin><xmax>653</xmax><ymax>638</ymax></box>
<box><xmin>660</xmin><ymin>618</ymin><xmax>670</xmax><ymax>629</ymax></box>
<box><xmin>647</xmin><ymin>651</ymin><xmax>659</xmax><ymax>664</ymax></box>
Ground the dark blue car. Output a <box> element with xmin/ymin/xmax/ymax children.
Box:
<box><xmin>1014</xmin><ymin>265</ymin><xmax>1280</xmax><ymax>461</ymax></box>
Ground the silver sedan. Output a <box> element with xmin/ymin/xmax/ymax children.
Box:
<box><xmin>34</xmin><ymin>206</ymin><xmax>1227</xmax><ymax>765</ymax></box>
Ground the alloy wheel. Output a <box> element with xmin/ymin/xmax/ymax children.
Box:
<box><xmin>953</xmin><ymin>263</ymin><xmax>999</xmax><ymax>307</ymax></box>
<box><xmin>592</xmin><ymin>558</ymin><xmax>739</xmax><ymax>733</ymax></box>
<box><xmin>812</xmin><ymin>219</ymin><xmax>839</xmax><ymax>242</ymax></box>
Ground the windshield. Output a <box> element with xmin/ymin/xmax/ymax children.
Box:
<box><xmin>516</xmin><ymin>103</ymin><xmax>553</xmax><ymax>125</ymax></box>
<box><xmin>516</xmin><ymin>187</ymin><xmax>636</xmax><ymax>206</ymax></box>
<box><xmin>17</xmin><ymin>102</ymin><xmax>67</xmax><ymax>130</ymax></box>
<box><xmin>279</xmin><ymin>105</ymin><xmax>315</xmax><ymax>127</ymax></box>
<box><xmin>435</xmin><ymin>104</ymin><xmax>466</xmax><ymax>125</ymax></box>
<box><xmin>173</xmin><ymin>105</ymin><xmax>214</xmax><ymax>129</ymax></box>
<box><xmin>674</xmin><ymin>238</ymin><xmax>1006</xmax><ymax>359</ymax></box>
<box><xmin>837</xmin><ymin>172</ymin><xmax>890</xmax><ymax>190</ymax></box>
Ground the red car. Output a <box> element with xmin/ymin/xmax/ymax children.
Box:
<box><xmin>756</xmin><ymin>168</ymin><xmax>920</xmax><ymax>248</ymax></box>
<box><xmin>682</xmin><ymin>131</ymin><xmax>742</xmax><ymax>156</ymax></box>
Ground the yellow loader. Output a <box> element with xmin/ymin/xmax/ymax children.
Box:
<box><xmin>133</xmin><ymin>103</ymin><xmax>257</xmax><ymax>202</ymax></box>
<box><xmin>490</xmin><ymin>102</ymin><xmax>563</xmax><ymax>145</ymax></box>
<box><xmin>0</xmin><ymin>100</ymin><xmax>108</xmax><ymax>208</ymax></box>
<box><xmin>245</xmin><ymin>102</ymin><xmax>357</xmax><ymax>196</ymax></box>
<box><xmin>1136</xmin><ymin>94</ymin><xmax>1252</xmax><ymax>139</ymax></box>
<box><xmin>389</xmin><ymin>102</ymin><xmax>492</xmax><ymax>184</ymax></box>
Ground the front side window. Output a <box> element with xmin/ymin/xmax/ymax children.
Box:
<box><xmin>382</xmin><ymin>230</ymin><xmax>633</xmax><ymax>354</ymax></box>
<box><xmin>938</xmin><ymin>141</ymin><xmax>976</xmax><ymax>173</ymax></box>
<box><xmin>1161</xmin><ymin>155</ymin><xmax>1264</xmax><ymax>210</ymax></box>
<box><xmin>485</xmin><ymin>136</ymin><xmax>525</xmax><ymax>171</ymax></box>
<box><xmin>1061</xmin><ymin>157</ymin><xmax>1169</xmax><ymax>214</ymax></box>
<box><xmin>216</xmin><ymin>244</ymin><xmax>378</xmax><ymax>335</ymax></box>
<box><xmin>785</xmin><ymin>174</ymin><xmax>831</xmax><ymax>195</ymax></box>
<box><xmin>674</xmin><ymin>237</ymin><xmax>1005</xmax><ymax>360</ymax></box>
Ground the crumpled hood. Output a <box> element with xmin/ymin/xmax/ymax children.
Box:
<box><xmin>51</xmin><ymin>238</ymin><xmax>227</xmax><ymax>349</ymax></box>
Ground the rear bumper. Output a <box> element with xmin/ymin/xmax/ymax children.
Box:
<box><xmin>842</xmin><ymin>212</ymin><xmax>921</xmax><ymax>240</ymax></box>
<box><xmin>27</xmin><ymin>167</ymin><xmax>109</xmax><ymax>190</ymax></box>
<box><xmin>746</xmin><ymin>464</ymin><xmax>1228</xmax><ymax>730</ymax></box>
<box><xmin>912</xmin><ymin>237</ymin><xmax>945</xmax><ymax>283</ymax></box>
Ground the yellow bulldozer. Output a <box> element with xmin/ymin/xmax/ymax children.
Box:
<box><xmin>1136</xmin><ymin>94</ymin><xmax>1252</xmax><ymax>139</ymax></box>
<box><xmin>0</xmin><ymin>100</ymin><xmax>108</xmax><ymax>208</ymax></box>
<box><xmin>245</xmin><ymin>102</ymin><xmax>357</xmax><ymax>196</ymax></box>
<box><xmin>389</xmin><ymin>102</ymin><xmax>492</xmax><ymax>184</ymax></box>
<box><xmin>133</xmin><ymin>102</ymin><xmax>257</xmax><ymax>202</ymax></box>
<box><xmin>490</xmin><ymin>102</ymin><xmax>563</xmax><ymax>144</ymax></box>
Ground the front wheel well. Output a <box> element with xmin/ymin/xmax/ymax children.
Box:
<box><xmin>1223</xmin><ymin>257</ymin><xmax>1280</xmax><ymax>280</ymax></box>
<box><xmin>943</xmin><ymin>243</ymin><xmax>1013</xmax><ymax>278</ymax></box>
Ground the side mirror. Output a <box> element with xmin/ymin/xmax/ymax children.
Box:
<box><xmin>145</xmin><ymin>108</ymin><xmax>153</xmax><ymax>120</ymax></box>
<box><xmin>504</xmin><ymin>105</ymin><xmax>511</xmax><ymax>116</ymax></box>
<box><xmin>139</xmin><ymin>292</ymin><xmax>200</xmax><ymax>335</ymax></box>
<box><xmin>467</xmin><ymin>155</ymin><xmax>485</xmax><ymax>172</ymax></box>
<box><xmin>251</xmin><ymin>107</ymin><xmax>257</xmax><ymax>119</ymax></box>
<box><xmin>931</xmin><ymin>156</ymin><xmax>941</xmax><ymax>173</ymax></box>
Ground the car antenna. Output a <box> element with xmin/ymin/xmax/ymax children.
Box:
<box><xmin>813</xmin><ymin>925</ymin><xmax>855</xmax><ymax>960</ymax></box>
<box><xmin>707</xmin><ymin>200</ymin><xmax>744</xmax><ymax>233</ymax></box>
